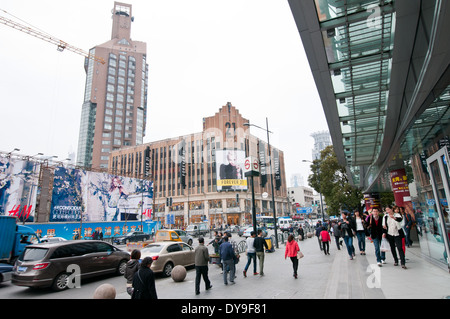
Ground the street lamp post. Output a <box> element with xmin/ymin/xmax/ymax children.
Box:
<box><xmin>7</xmin><ymin>148</ymin><xmax>20</xmax><ymax>157</ymax></box>
<box><xmin>244</xmin><ymin>118</ymin><xmax>279</xmax><ymax>248</ymax></box>
<box><xmin>302</xmin><ymin>160</ymin><xmax>325</xmax><ymax>222</ymax></box>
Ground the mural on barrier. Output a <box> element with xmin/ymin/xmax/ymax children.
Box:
<box><xmin>28</xmin><ymin>220</ymin><xmax>160</xmax><ymax>240</ymax></box>
<box><xmin>50</xmin><ymin>167</ymin><xmax>153</xmax><ymax>222</ymax></box>
<box><xmin>0</xmin><ymin>157</ymin><xmax>40</xmax><ymax>222</ymax></box>
<box><xmin>0</xmin><ymin>156</ymin><xmax>153</xmax><ymax>224</ymax></box>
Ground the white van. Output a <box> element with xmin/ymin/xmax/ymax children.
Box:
<box><xmin>277</xmin><ymin>217</ymin><xmax>293</xmax><ymax>231</ymax></box>
<box><xmin>186</xmin><ymin>222</ymin><xmax>208</xmax><ymax>237</ymax></box>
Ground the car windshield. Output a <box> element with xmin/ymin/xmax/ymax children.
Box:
<box><xmin>141</xmin><ymin>245</ymin><xmax>164</xmax><ymax>254</ymax></box>
<box><xmin>20</xmin><ymin>248</ymin><xmax>49</xmax><ymax>262</ymax></box>
<box><xmin>125</xmin><ymin>232</ymin><xmax>137</xmax><ymax>236</ymax></box>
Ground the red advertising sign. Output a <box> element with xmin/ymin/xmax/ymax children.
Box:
<box><xmin>363</xmin><ymin>193</ymin><xmax>381</xmax><ymax>211</ymax></box>
<box><xmin>389</xmin><ymin>168</ymin><xmax>411</xmax><ymax>207</ymax></box>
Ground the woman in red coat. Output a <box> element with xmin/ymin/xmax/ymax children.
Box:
<box><xmin>285</xmin><ymin>234</ymin><xmax>300</xmax><ymax>278</ymax></box>
<box><xmin>320</xmin><ymin>226</ymin><xmax>331</xmax><ymax>255</ymax></box>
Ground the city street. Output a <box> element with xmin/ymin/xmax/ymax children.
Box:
<box><xmin>1</xmin><ymin>231</ymin><xmax>450</xmax><ymax>300</ymax></box>
<box><xmin>1</xmin><ymin>4</ymin><xmax>449</xmax><ymax>319</ymax></box>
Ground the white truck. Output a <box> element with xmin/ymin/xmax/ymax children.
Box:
<box><xmin>277</xmin><ymin>217</ymin><xmax>293</xmax><ymax>232</ymax></box>
<box><xmin>186</xmin><ymin>222</ymin><xmax>209</xmax><ymax>237</ymax></box>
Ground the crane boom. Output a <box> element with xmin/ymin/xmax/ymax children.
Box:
<box><xmin>0</xmin><ymin>13</ymin><xmax>105</xmax><ymax>64</ymax></box>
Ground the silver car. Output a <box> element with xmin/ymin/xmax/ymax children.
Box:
<box><xmin>140</xmin><ymin>241</ymin><xmax>195</xmax><ymax>277</ymax></box>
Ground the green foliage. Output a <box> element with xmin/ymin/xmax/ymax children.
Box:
<box><xmin>307</xmin><ymin>145</ymin><xmax>363</xmax><ymax>215</ymax></box>
<box><xmin>379</xmin><ymin>192</ymin><xmax>395</xmax><ymax>208</ymax></box>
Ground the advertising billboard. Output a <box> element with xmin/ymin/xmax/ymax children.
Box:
<box><xmin>0</xmin><ymin>157</ymin><xmax>41</xmax><ymax>221</ymax></box>
<box><xmin>49</xmin><ymin>168</ymin><xmax>153</xmax><ymax>222</ymax></box>
<box><xmin>50</xmin><ymin>166</ymin><xmax>83</xmax><ymax>222</ymax></box>
<box><xmin>215</xmin><ymin>149</ymin><xmax>247</xmax><ymax>191</ymax></box>
<box><xmin>84</xmin><ymin>172</ymin><xmax>153</xmax><ymax>222</ymax></box>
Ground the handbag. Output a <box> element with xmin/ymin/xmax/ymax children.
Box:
<box><xmin>380</xmin><ymin>237</ymin><xmax>390</xmax><ymax>252</ymax></box>
<box><xmin>131</xmin><ymin>270</ymin><xmax>145</xmax><ymax>299</ymax></box>
<box><xmin>297</xmin><ymin>251</ymin><xmax>304</xmax><ymax>259</ymax></box>
<box><xmin>233</xmin><ymin>253</ymin><xmax>240</xmax><ymax>264</ymax></box>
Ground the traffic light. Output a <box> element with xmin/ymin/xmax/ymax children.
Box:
<box><xmin>236</xmin><ymin>193</ymin><xmax>239</xmax><ymax>203</ymax></box>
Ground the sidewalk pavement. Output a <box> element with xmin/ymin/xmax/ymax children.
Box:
<box><xmin>116</xmin><ymin>234</ymin><xmax>450</xmax><ymax>299</ymax></box>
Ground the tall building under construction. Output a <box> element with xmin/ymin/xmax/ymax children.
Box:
<box><xmin>76</xmin><ymin>2</ymin><xmax>148</xmax><ymax>169</ymax></box>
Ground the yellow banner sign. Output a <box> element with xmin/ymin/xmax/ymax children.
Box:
<box><xmin>217</xmin><ymin>179</ymin><xmax>248</xmax><ymax>186</ymax></box>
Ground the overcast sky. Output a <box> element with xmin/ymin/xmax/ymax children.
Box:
<box><xmin>0</xmin><ymin>0</ymin><xmax>329</xmax><ymax>187</ymax></box>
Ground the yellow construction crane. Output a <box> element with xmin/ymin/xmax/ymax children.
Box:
<box><xmin>0</xmin><ymin>9</ymin><xmax>105</xmax><ymax>64</ymax></box>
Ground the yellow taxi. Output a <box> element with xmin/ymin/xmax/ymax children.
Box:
<box><xmin>155</xmin><ymin>229</ymin><xmax>194</xmax><ymax>246</ymax></box>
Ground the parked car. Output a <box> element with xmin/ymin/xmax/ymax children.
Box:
<box><xmin>243</xmin><ymin>226</ymin><xmax>268</xmax><ymax>238</ymax></box>
<box><xmin>186</xmin><ymin>223</ymin><xmax>209</xmax><ymax>237</ymax></box>
<box><xmin>140</xmin><ymin>241</ymin><xmax>195</xmax><ymax>277</ymax></box>
<box><xmin>0</xmin><ymin>263</ymin><xmax>13</xmax><ymax>283</ymax></box>
<box><xmin>243</xmin><ymin>226</ymin><xmax>254</xmax><ymax>238</ymax></box>
<box><xmin>12</xmin><ymin>240</ymin><xmax>130</xmax><ymax>291</ymax></box>
<box><xmin>225</xmin><ymin>225</ymin><xmax>240</xmax><ymax>234</ymax></box>
<box><xmin>113</xmin><ymin>231</ymin><xmax>151</xmax><ymax>245</ymax></box>
<box><xmin>238</xmin><ymin>225</ymin><xmax>252</xmax><ymax>237</ymax></box>
<box><xmin>40</xmin><ymin>236</ymin><xmax>67</xmax><ymax>243</ymax></box>
<box><xmin>155</xmin><ymin>229</ymin><xmax>193</xmax><ymax>246</ymax></box>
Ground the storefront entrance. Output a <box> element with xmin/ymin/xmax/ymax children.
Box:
<box><xmin>426</xmin><ymin>146</ymin><xmax>450</xmax><ymax>271</ymax></box>
<box><xmin>226</xmin><ymin>213</ymin><xmax>240</xmax><ymax>226</ymax></box>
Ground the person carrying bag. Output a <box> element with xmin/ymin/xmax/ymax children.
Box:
<box><xmin>131</xmin><ymin>257</ymin><xmax>158</xmax><ymax>299</ymax></box>
<box><xmin>285</xmin><ymin>234</ymin><xmax>301</xmax><ymax>279</ymax></box>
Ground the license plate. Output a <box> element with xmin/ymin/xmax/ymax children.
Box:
<box><xmin>18</xmin><ymin>266</ymin><xmax>27</xmax><ymax>272</ymax></box>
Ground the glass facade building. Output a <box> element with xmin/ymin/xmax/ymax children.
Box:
<box><xmin>289</xmin><ymin>0</ymin><xmax>450</xmax><ymax>269</ymax></box>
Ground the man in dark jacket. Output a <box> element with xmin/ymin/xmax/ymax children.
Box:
<box><xmin>219</xmin><ymin>236</ymin><xmax>236</xmax><ymax>285</ymax></box>
<box><xmin>132</xmin><ymin>257</ymin><xmax>158</xmax><ymax>299</ymax></box>
<box><xmin>297</xmin><ymin>225</ymin><xmax>305</xmax><ymax>241</ymax></box>
<box><xmin>254</xmin><ymin>229</ymin><xmax>269</xmax><ymax>276</ymax></box>
<box><xmin>315</xmin><ymin>222</ymin><xmax>323</xmax><ymax>251</ymax></box>
<box><xmin>339</xmin><ymin>212</ymin><xmax>356</xmax><ymax>259</ymax></box>
<box><xmin>124</xmin><ymin>249</ymin><xmax>141</xmax><ymax>296</ymax></box>
<box><xmin>331</xmin><ymin>221</ymin><xmax>342</xmax><ymax>250</ymax></box>
<box><xmin>195</xmin><ymin>237</ymin><xmax>212</xmax><ymax>295</ymax></box>
<box><xmin>367</xmin><ymin>208</ymin><xmax>386</xmax><ymax>266</ymax></box>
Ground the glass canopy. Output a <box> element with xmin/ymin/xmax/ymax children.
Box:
<box><xmin>315</xmin><ymin>0</ymin><xmax>395</xmax><ymax>170</ymax></box>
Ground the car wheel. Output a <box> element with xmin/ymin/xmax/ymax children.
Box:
<box><xmin>163</xmin><ymin>262</ymin><xmax>173</xmax><ymax>277</ymax></box>
<box><xmin>117</xmin><ymin>259</ymin><xmax>128</xmax><ymax>275</ymax></box>
<box><xmin>52</xmin><ymin>272</ymin><xmax>69</xmax><ymax>291</ymax></box>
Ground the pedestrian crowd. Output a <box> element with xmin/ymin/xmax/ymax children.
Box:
<box><xmin>313</xmin><ymin>205</ymin><xmax>414</xmax><ymax>269</ymax></box>
<box><xmin>118</xmin><ymin>227</ymin><xmax>294</xmax><ymax>299</ymax></box>
<box><xmin>94</xmin><ymin>205</ymin><xmax>414</xmax><ymax>299</ymax></box>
